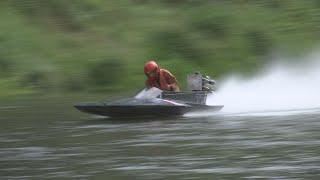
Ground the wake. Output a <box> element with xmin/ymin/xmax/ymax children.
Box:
<box><xmin>207</xmin><ymin>53</ymin><xmax>320</xmax><ymax>115</ymax></box>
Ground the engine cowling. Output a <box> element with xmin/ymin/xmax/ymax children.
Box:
<box><xmin>187</xmin><ymin>72</ymin><xmax>216</xmax><ymax>92</ymax></box>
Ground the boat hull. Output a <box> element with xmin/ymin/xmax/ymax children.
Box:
<box><xmin>74</xmin><ymin>103</ymin><xmax>223</xmax><ymax>117</ymax></box>
<box><xmin>74</xmin><ymin>104</ymin><xmax>191</xmax><ymax>117</ymax></box>
<box><xmin>74</xmin><ymin>88</ymin><xmax>224</xmax><ymax>118</ymax></box>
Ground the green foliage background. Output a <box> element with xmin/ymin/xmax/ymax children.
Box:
<box><xmin>0</xmin><ymin>0</ymin><xmax>320</xmax><ymax>96</ymax></box>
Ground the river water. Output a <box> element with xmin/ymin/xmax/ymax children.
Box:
<box><xmin>0</xmin><ymin>97</ymin><xmax>319</xmax><ymax>179</ymax></box>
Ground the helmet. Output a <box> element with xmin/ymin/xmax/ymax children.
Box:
<box><xmin>144</xmin><ymin>60</ymin><xmax>159</xmax><ymax>74</ymax></box>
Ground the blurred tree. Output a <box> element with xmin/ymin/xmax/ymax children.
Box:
<box><xmin>246</xmin><ymin>30</ymin><xmax>272</xmax><ymax>56</ymax></box>
<box><xmin>191</xmin><ymin>10</ymin><xmax>230</xmax><ymax>39</ymax></box>
<box><xmin>151</xmin><ymin>31</ymin><xmax>204</xmax><ymax>62</ymax></box>
<box><xmin>10</xmin><ymin>0</ymin><xmax>83</xmax><ymax>32</ymax></box>
<box><xmin>88</xmin><ymin>60</ymin><xmax>124</xmax><ymax>90</ymax></box>
<box><xmin>0</xmin><ymin>0</ymin><xmax>320</xmax><ymax>96</ymax></box>
<box><xmin>20</xmin><ymin>70</ymin><xmax>51</xmax><ymax>90</ymax></box>
<box><xmin>0</xmin><ymin>58</ymin><xmax>10</xmax><ymax>76</ymax></box>
<box><xmin>160</xmin><ymin>0</ymin><xmax>208</xmax><ymax>6</ymax></box>
<box><xmin>0</xmin><ymin>36</ymin><xmax>11</xmax><ymax>77</ymax></box>
<box><xmin>252</xmin><ymin>0</ymin><xmax>284</xmax><ymax>9</ymax></box>
<box><xmin>62</xmin><ymin>74</ymin><xmax>86</xmax><ymax>92</ymax></box>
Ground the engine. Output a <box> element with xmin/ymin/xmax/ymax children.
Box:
<box><xmin>187</xmin><ymin>72</ymin><xmax>216</xmax><ymax>92</ymax></box>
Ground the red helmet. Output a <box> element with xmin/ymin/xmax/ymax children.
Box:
<box><xmin>144</xmin><ymin>60</ymin><xmax>159</xmax><ymax>74</ymax></box>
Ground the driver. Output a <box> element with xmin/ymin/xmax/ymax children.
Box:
<box><xmin>144</xmin><ymin>60</ymin><xmax>180</xmax><ymax>92</ymax></box>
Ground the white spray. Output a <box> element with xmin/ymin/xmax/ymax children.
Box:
<box><xmin>208</xmin><ymin>53</ymin><xmax>320</xmax><ymax>114</ymax></box>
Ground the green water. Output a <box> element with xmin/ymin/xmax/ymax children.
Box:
<box><xmin>0</xmin><ymin>97</ymin><xmax>320</xmax><ymax>179</ymax></box>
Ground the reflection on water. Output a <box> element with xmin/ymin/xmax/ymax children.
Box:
<box><xmin>0</xmin><ymin>100</ymin><xmax>320</xmax><ymax>179</ymax></box>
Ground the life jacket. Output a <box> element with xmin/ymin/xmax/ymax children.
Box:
<box><xmin>146</xmin><ymin>69</ymin><xmax>177</xmax><ymax>91</ymax></box>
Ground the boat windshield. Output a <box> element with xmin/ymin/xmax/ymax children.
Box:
<box><xmin>135</xmin><ymin>87</ymin><xmax>163</xmax><ymax>99</ymax></box>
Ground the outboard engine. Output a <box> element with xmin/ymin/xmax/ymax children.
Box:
<box><xmin>187</xmin><ymin>72</ymin><xmax>216</xmax><ymax>92</ymax></box>
<box><xmin>161</xmin><ymin>72</ymin><xmax>217</xmax><ymax>105</ymax></box>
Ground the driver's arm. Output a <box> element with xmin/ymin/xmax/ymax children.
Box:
<box><xmin>145</xmin><ymin>80</ymin><xmax>152</xmax><ymax>89</ymax></box>
<box><xmin>163</xmin><ymin>70</ymin><xmax>180</xmax><ymax>92</ymax></box>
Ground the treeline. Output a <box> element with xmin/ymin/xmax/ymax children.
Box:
<box><xmin>0</xmin><ymin>0</ymin><xmax>319</xmax><ymax>96</ymax></box>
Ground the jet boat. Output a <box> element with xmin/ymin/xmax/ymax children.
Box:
<box><xmin>74</xmin><ymin>72</ymin><xmax>223</xmax><ymax>117</ymax></box>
